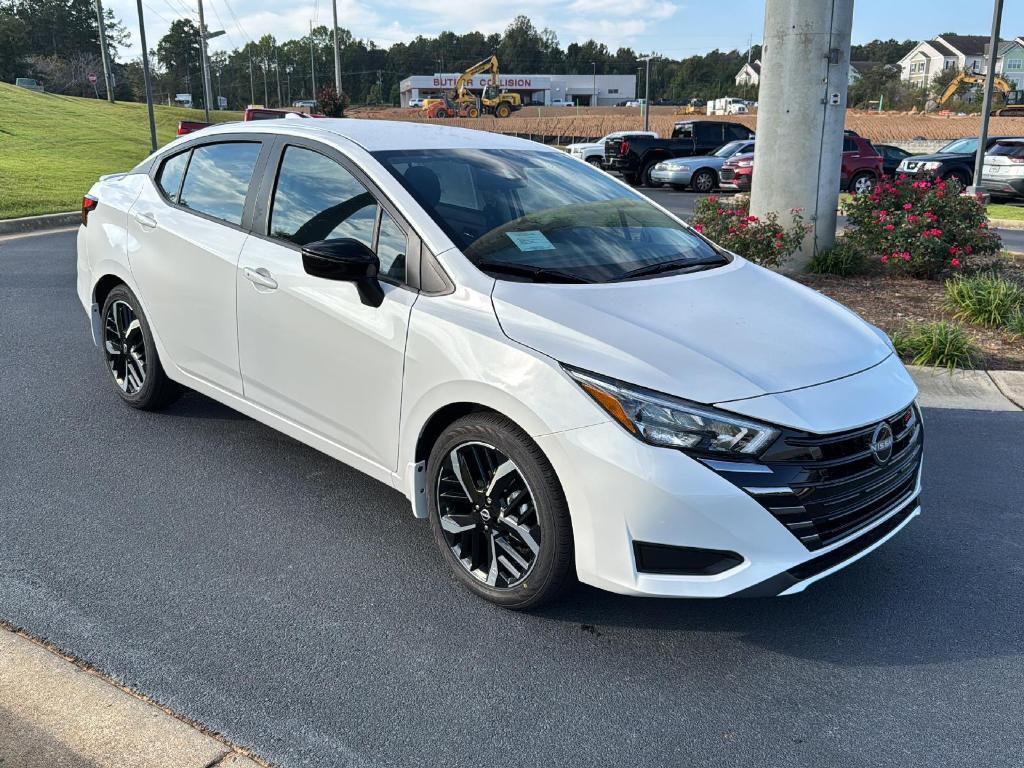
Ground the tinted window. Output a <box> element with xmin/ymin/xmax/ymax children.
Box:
<box><xmin>989</xmin><ymin>142</ymin><xmax>1024</xmax><ymax>158</ymax></box>
<box><xmin>695</xmin><ymin>123</ymin><xmax>720</xmax><ymax>142</ymax></box>
<box><xmin>158</xmin><ymin>151</ymin><xmax>189</xmax><ymax>203</ymax></box>
<box><xmin>376</xmin><ymin>211</ymin><xmax>407</xmax><ymax>280</ymax></box>
<box><xmin>178</xmin><ymin>142</ymin><xmax>261</xmax><ymax>225</ymax></box>
<box><xmin>842</xmin><ymin>137</ymin><xmax>858</xmax><ymax>152</ymax></box>
<box><xmin>940</xmin><ymin>138</ymin><xmax>978</xmax><ymax>154</ymax></box>
<box><xmin>375</xmin><ymin>148</ymin><xmax>726</xmax><ymax>284</ymax></box>
<box><xmin>672</xmin><ymin>124</ymin><xmax>695</xmax><ymax>139</ymax></box>
<box><xmin>270</xmin><ymin>146</ymin><xmax>377</xmax><ymax>247</ymax></box>
<box><xmin>725</xmin><ymin>124</ymin><xmax>751</xmax><ymax>140</ymax></box>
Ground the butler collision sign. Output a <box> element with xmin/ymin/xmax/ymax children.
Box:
<box><xmin>398</xmin><ymin>72</ymin><xmax>636</xmax><ymax>107</ymax></box>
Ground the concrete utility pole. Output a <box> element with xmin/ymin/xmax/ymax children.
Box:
<box><xmin>134</xmin><ymin>0</ymin><xmax>157</xmax><ymax>150</ymax></box>
<box><xmin>275</xmin><ymin>50</ymin><xmax>283</xmax><ymax>107</ymax></box>
<box><xmin>749</xmin><ymin>0</ymin><xmax>855</xmax><ymax>272</ymax></box>
<box><xmin>331</xmin><ymin>0</ymin><xmax>343</xmax><ymax>94</ymax></box>
<box><xmin>592</xmin><ymin>61</ymin><xmax>597</xmax><ymax>106</ymax></box>
<box><xmin>248</xmin><ymin>54</ymin><xmax>255</xmax><ymax>105</ymax></box>
<box><xmin>197</xmin><ymin>0</ymin><xmax>213</xmax><ymax>121</ymax></box>
<box><xmin>970</xmin><ymin>0</ymin><xmax>1005</xmax><ymax>199</ymax></box>
<box><xmin>94</xmin><ymin>0</ymin><xmax>115</xmax><ymax>103</ymax></box>
<box><xmin>641</xmin><ymin>56</ymin><xmax>654</xmax><ymax>131</ymax></box>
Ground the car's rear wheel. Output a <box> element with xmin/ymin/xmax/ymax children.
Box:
<box><xmin>850</xmin><ymin>172</ymin><xmax>876</xmax><ymax>195</ymax></box>
<box><xmin>427</xmin><ymin>413</ymin><xmax>574</xmax><ymax>609</ymax></box>
<box><xmin>100</xmin><ymin>285</ymin><xmax>181</xmax><ymax>410</ymax></box>
<box><xmin>642</xmin><ymin>160</ymin><xmax>664</xmax><ymax>187</ymax></box>
<box><xmin>690</xmin><ymin>168</ymin><xmax>717</xmax><ymax>193</ymax></box>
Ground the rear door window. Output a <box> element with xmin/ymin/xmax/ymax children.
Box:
<box><xmin>158</xmin><ymin>151</ymin><xmax>190</xmax><ymax>203</ymax></box>
<box><xmin>178</xmin><ymin>142</ymin><xmax>262</xmax><ymax>226</ymax></box>
<box><xmin>843</xmin><ymin>137</ymin><xmax>858</xmax><ymax>152</ymax></box>
<box><xmin>695</xmin><ymin>123</ymin><xmax>722</xmax><ymax>143</ymax></box>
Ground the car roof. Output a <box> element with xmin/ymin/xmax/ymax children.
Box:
<box><xmin>196</xmin><ymin>118</ymin><xmax>556</xmax><ymax>153</ymax></box>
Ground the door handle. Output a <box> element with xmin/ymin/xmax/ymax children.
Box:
<box><xmin>242</xmin><ymin>266</ymin><xmax>278</xmax><ymax>290</ymax></box>
<box><xmin>133</xmin><ymin>211</ymin><xmax>157</xmax><ymax>229</ymax></box>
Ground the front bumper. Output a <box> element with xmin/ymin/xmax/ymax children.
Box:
<box><xmin>536</xmin><ymin>358</ymin><xmax>921</xmax><ymax>598</ymax></box>
<box><xmin>651</xmin><ymin>168</ymin><xmax>692</xmax><ymax>185</ymax></box>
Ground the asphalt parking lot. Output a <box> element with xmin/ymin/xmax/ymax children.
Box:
<box><xmin>2</xmin><ymin>230</ymin><xmax>1024</xmax><ymax>768</ymax></box>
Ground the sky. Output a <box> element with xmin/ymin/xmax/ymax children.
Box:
<box><xmin>108</xmin><ymin>0</ymin><xmax>1024</xmax><ymax>66</ymax></box>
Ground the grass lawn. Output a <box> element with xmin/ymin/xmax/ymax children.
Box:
<box><xmin>0</xmin><ymin>83</ymin><xmax>242</xmax><ymax>219</ymax></box>
<box><xmin>987</xmin><ymin>202</ymin><xmax>1024</xmax><ymax>221</ymax></box>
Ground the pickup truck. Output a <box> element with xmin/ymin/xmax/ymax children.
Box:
<box><xmin>604</xmin><ymin>120</ymin><xmax>754</xmax><ymax>186</ymax></box>
<box><xmin>176</xmin><ymin>107</ymin><xmax>323</xmax><ymax>136</ymax></box>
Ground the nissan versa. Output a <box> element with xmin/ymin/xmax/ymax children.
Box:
<box><xmin>77</xmin><ymin>120</ymin><xmax>923</xmax><ymax>609</ymax></box>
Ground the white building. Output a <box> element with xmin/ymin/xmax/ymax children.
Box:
<box><xmin>898</xmin><ymin>35</ymin><xmax>992</xmax><ymax>87</ymax></box>
<box><xmin>735</xmin><ymin>60</ymin><xmax>761</xmax><ymax>87</ymax></box>
<box><xmin>399</xmin><ymin>73</ymin><xmax>636</xmax><ymax>107</ymax></box>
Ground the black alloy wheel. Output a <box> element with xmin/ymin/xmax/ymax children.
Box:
<box><xmin>103</xmin><ymin>299</ymin><xmax>147</xmax><ymax>395</ymax></box>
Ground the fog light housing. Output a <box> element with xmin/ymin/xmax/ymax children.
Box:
<box><xmin>633</xmin><ymin>541</ymin><xmax>744</xmax><ymax>575</ymax></box>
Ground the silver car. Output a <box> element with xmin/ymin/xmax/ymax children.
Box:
<box><xmin>650</xmin><ymin>140</ymin><xmax>755</xmax><ymax>192</ymax></box>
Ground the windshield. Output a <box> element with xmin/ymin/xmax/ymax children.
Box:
<box><xmin>374</xmin><ymin>148</ymin><xmax>726</xmax><ymax>283</ymax></box>
<box><xmin>714</xmin><ymin>140</ymin><xmax>748</xmax><ymax>158</ymax></box>
<box><xmin>939</xmin><ymin>138</ymin><xmax>978</xmax><ymax>154</ymax></box>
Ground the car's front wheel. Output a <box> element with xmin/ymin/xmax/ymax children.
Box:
<box><xmin>100</xmin><ymin>284</ymin><xmax>181</xmax><ymax>410</ymax></box>
<box><xmin>690</xmin><ymin>168</ymin><xmax>717</xmax><ymax>193</ymax></box>
<box><xmin>426</xmin><ymin>413</ymin><xmax>574</xmax><ymax>609</ymax></box>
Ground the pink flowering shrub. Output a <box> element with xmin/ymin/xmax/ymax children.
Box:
<box><xmin>691</xmin><ymin>195</ymin><xmax>809</xmax><ymax>268</ymax></box>
<box><xmin>841</xmin><ymin>175</ymin><xmax>1001</xmax><ymax>278</ymax></box>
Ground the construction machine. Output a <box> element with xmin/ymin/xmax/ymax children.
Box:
<box><xmin>935</xmin><ymin>71</ymin><xmax>1024</xmax><ymax>116</ymax></box>
<box><xmin>422</xmin><ymin>55</ymin><xmax>522</xmax><ymax>118</ymax></box>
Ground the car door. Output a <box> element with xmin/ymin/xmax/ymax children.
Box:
<box><xmin>235</xmin><ymin>139</ymin><xmax>418</xmax><ymax>472</ymax></box>
<box><xmin>129</xmin><ymin>136</ymin><xmax>269</xmax><ymax>394</ymax></box>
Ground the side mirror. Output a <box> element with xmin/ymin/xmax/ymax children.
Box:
<box><xmin>301</xmin><ymin>238</ymin><xmax>384</xmax><ymax>307</ymax></box>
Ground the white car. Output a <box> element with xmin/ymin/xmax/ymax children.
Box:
<box><xmin>549</xmin><ymin>99</ymin><xmax>575</xmax><ymax>107</ymax></box>
<box><xmin>77</xmin><ymin>120</ymin><xmax>922</xmax><ymax>609</ymax></box>
<box><xmin>982</xmin><ymin>139</ymin><xmax>1024</xmax><ymax>198</ymax></box>
<box><xmin>407</xmin><ymin>98</ymin><xmax>424</xmax><ymax>108</ymax></box>
<box><xmin>565</xmin><ymin>130</ymin><xmax>659</xmax><ymax>166</ymax></box>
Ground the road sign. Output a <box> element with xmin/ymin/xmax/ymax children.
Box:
<box><xmin>88</xmin><ymin>73</ymin><xmax>97</xmax><ymax>85</ymax></box>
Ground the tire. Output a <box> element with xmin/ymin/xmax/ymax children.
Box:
<box><xmin>426</xmin><ymin>413</ymin><xmax>574</xmax><ymax>609</ymax></box>
<box><xmin>622</xmin><ymin>173</ymin><xmax>639</xmax><ymax>186</ymax></box>
<box><xmin>849</xmin><ymin>172</ymin><xmax>876</xmax><ymax>195</ymax></box>
<box><xmin>495</xmin><ymin>103</ymin><xmax>512</xmax><ymax>118</ymax></box>
<box><xmin>100</xmin><ymin>284</ymin><xmax>181</xmax><ymax>411</ymax></box>
<box><xmin>466</xmin><ymin>105</ymin><xmax>480</xmax><ymax>118</ymax></box>
<box><xmin>690</xmin><ymin>168</ymin><xmax>717</xmax><ymax>193</ymax></box>
<box><xmin>586</xmin><ymin>156</ymin><xmax>603</xmax><ymax>167</ymax></box>
<box><xmin>642</xmin><ymin>160</ymin><xmax>664</xmax><ymax>187</ymax></box>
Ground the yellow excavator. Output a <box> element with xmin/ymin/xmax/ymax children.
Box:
<box><xmin>935</xmin><ymin>71</ymin><xmax>1024</xmax><ymax>116</ymax></box>
<box><xmin>422</xmin><ymin>55</ymin><xmax>522</xmax><ymax>119</ymax></box>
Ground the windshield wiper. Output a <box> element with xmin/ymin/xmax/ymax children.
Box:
<box><xmin>615</xmin><ymin>257</ymin><xmax>727</xmax><ymax>281</ymax></box>
<box><xmin>475</xmin><ymin>260</ymin><xmax>592</xmax><ymax>284</ymax></box>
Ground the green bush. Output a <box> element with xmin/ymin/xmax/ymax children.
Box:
<box><xmin>808</xmin><ymin>240</ymin><xmax>870</xmax><ymax>276</ymax></box>
<box><xmin>691</xmin><ymin>195</ymin><xmax>810</xmax><ymax>268</ymax></box>
<box><xmin>1007</xmin><ymin>311</ymin><xmax>1024</xmax><ymax>338</ymax></box>
<box><xmin>892</xmin><ymin>321</ymin><xmax>980</xmax><ymax>370</ymax></box>
<box><xmin>944</xmin><ymin>273</ymin><xmax>1024</xmax><ymax>327</ymax></box>
<box><xmin>841</xmin><ymin>176</ymin><xmax>1002</xmax><ymax>278</ymax></box>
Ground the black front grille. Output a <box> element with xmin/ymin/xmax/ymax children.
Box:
<box><xmin>709</xmin><ymin>405</ymin><xmax>923</xmax><ymax>551</ymax></box>
<box><xmin>720</xmin><ymin>168</ymin><xmax>736</xmax><ymax>181</ymax></box>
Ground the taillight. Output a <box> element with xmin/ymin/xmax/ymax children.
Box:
<box><xmin>619</xmin><ymin>140</ymin><xmax>630</xmax><ymax>155</ymax></box>
<box><xmin>81</xmin><ymin>195</ymin><xmax>98</xmax><ymax>226</ymax></box>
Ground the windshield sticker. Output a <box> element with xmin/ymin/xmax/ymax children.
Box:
<box><xmin>506</xmin><ymin>230</ymin><xmax>555</xmax><ymax>252</ymax></box>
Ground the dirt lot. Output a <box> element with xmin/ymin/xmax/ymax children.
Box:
<box><xmin>349</xmin><ymin>105</ymin><xmax>1024</xmax><ymax>144</ymax></box>
<box><xmin>799</xmin><ymin>260</ymin><xmax>1024</xmax><ymax>371</ymax></box>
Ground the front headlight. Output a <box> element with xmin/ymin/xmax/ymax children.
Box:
<box><xmin>566</xmin><ymin>368</ymin><xmax>780</xmax><ymax>458</ymax></box>
<box><xmin>922</xmin><ymin>161</ymin><xmax>943</xmax><ymax>171</ymax></box>
<box><xmin>737</xmin><ymin>160</ymin><xmax>754</xmax><ymax>168</ymax></box>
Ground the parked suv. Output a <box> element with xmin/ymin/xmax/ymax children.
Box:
<box><xmin>605</xmin><ymin>120</ymin><xmax>754</xmax><ymax>187</ymax></box>
<box><xmin>981</xmin><ymin>139</ymin><xmax>1024</xmax><ymax>198</ymax></box>
<box><xmin>897</xmin><ymin>136</ymin><xmax>1019</xmax><ymax>187</ymax></box>
<box><xmin>720</xmin><ymin>133</ymin><xmax>882</xmax><ymax>194</ymax></box>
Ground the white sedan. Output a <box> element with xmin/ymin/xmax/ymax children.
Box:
<box><xmin>77</xmin><ymin>120</ymin><xmax>922</xmax><ymax>608</ymax></box>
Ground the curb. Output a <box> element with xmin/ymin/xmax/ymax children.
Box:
<box><xmin>908</xmin><ymin>366</ymin><xmax>1024</xmax><ymax>412</ymax></box>
<box><xmin>988</xmin><ymin>217</ymin><xmax>1024</xmax><ymax>230</ymax></box>
<box><xmin>0</xmin><ymin>623</ymin><xmax>268</xmax><ymax>768</ymax></box>
<box><xmin>0</xmin><ymin>212</ymin><xmax>79</xmax><ymax>236</ymax></box>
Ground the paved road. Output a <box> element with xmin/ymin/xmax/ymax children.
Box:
<box><xmin>639</xmin><ymin>187</ymin><xmax>1024</xmax><ymax>252</ymax></box>
<box><xmin>2</xmin><ymin>230</ymin><xmax>1024</xmax><ymax>768</ymax></box>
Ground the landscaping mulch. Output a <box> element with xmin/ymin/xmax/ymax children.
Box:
<box><xmin>797</xmin><ymin>261</ymin><xmax>1024</xmax><ymax>371</ymax></box>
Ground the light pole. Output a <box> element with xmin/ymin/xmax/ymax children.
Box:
<box><xmin>309</xmin><ymin>20</ymin><xmax>317</xmax><ymax>100</ymax></box>
<box><xmin>332</xmin><ymin>0</ymin><xmax>343</xmax><ymax>94</ymax></box>
<box><xmin>640</xmin><ymin>56</ymin><xmax>654</xmax><ymax>131</ymax></box>
<box><xmin>134</xmin><ymin>0</ymin><xmax>157</xmax><ymax>150</ymax></box>
<box><xmin>592</xmin><ymin>61</ymin><xmax>596</xmax><ymax>106</ymax></box>
<box><xmin>970</xmin><ymin>0</ymin><xmax>1005</xmax><ymax>198</ymax></box>
<box><xmin>94</xmin><ymin>0</ymin><xmax>115</xmax><ymax>103</ymax></box>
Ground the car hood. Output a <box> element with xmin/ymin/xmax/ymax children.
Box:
<box><xmin>491</xmin><ymin>259</ymin><xmax>893</xmax><ymax>405</ymax></box>
<box><xmin>662</xmin><ymin>154</ymin><xmax>726</xmax><ymax>168</ymax></box>
<box><xmin>901</xmin><ymin>152</ymin><xmax>962</xmax><ymax>163</ymax></box>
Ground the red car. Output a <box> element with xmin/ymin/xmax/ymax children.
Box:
<box><xmin>719</xmin><ymin>133</ymin><xmax>883</xmax><ymax>194</ymax></box>
<box><xmin>176</xmin><ymin>107</ymin><xmax>324</xmax><ymax>136</ymax></box>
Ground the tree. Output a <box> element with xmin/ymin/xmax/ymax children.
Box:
<box><xmin>6</xmin><ymin>0</ymin><xmax>127</xmax><ymax>61</ymax></box>
<box><xmin>0</xmin><ymin>9</ymin><xmax>29</xmax><ymax>81</ymax></box>
<box><xmin>156</xmin><ymin>19</ymin><xmax>202</xmax><ymax>104</ymax></box>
